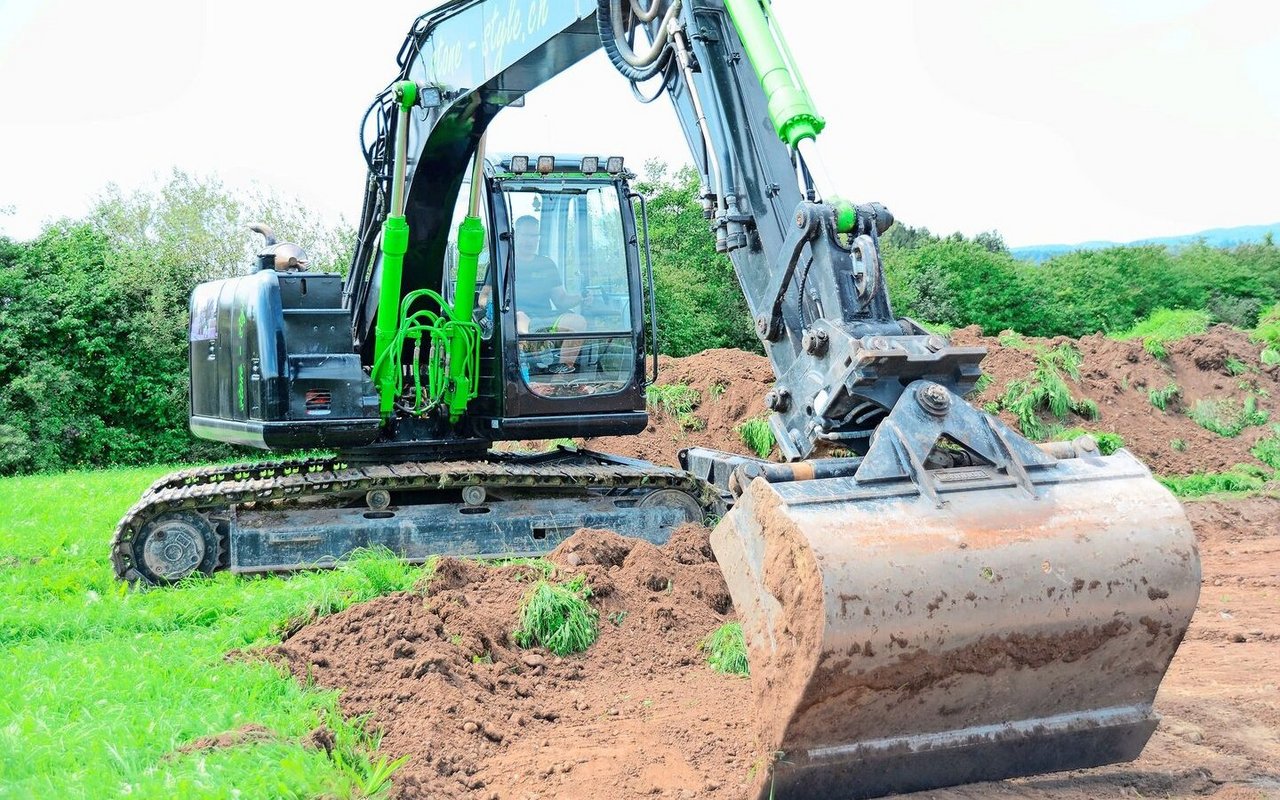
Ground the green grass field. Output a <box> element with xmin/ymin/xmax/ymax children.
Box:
<box><xmin>0</xmin><ymin>467</ymin><xmax>426</xmax><ymax>799</ymax></box>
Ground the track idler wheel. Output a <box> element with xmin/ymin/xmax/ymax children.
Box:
<box><xmin>637</xmin><ymin>488</ymin><xmax>706</xmax><ymax>524</ymax></box>
<box><xmin>132</xmin><ymin>511</ymin><xmax>223</xmax><ymax>584</ymax></box>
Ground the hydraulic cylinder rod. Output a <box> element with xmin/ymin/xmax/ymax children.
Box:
<box><xmin>446</xmin><ymin>135</ymin><xmax>488</xmax><ymax>422</ymax></box>
<box><xmin>372</xmin><ymin>81</ymin><xmax>418</xmax><ymax>418</ymax></box>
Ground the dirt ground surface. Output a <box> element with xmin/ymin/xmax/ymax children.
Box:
<box><xmin>906</xmin><ymin>496</ymin><xmax>1280</xmax><ymax>800</ymax></box>
<box><xmin>271</xmin><ymin>497</ymin><xmax>1280</xmax><ymax>800</ymax></box>
<box><xmin>579</xmin><ymin>348</ymin><xmax>775</xmax><ymax>467</ymax></box>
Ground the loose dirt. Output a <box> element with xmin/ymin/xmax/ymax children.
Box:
<box><xmin>581</xmin><ymin>348</ymin><xmax>776</xmax><ymax>466</ymax></box>
<box><xmin>269</xmin><ymin>340</ymin><xmax>1280</xmax><ymax>799</ymax></box>
<box><xmin>272</xmin><ymin>497</ymin><xmax>1280</xmax><ymax>800</ymax></box>
<box><xmin>952</xmin><ymin>324</ymin><xmax>1280</xmax><ymax>475</ymax></box>
<box><xmin>271</xmin><ymin>525</ymin><xmax>767</xmax><ymax>799</ymax></box>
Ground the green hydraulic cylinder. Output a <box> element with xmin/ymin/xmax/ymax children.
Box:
<box><xmin>372</xmin><ymin>81</ymin><xmax>417</xmax><ymax>418</ymax></box>
<box><xmin>724</xmin><ymin>0</ymin><xmax>825</xmax><ymax>147</ymax></box>
<box><xmin>444</xmin><ymin>135</ymin><xmax>488</xmax><ymax>422</ymax></box>
<box><xmin>446</xmin><ymin>214</ymin><xmax>484</xmax><ymax>422</ymax></box>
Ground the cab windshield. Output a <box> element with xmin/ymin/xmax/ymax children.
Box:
<box><xmin>502</xmin><ymin>181</ymin><xmax>635</xmax><ymax>398</ymax></box>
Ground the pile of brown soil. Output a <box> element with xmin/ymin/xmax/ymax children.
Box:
<box><xmin>270</xmin><ymin>525</ymin><xmax>764</xmax><ymax>799</ymax></box>
<box><xmin>269</xmin><ymin>497</ymin><xmax>1280</xmax><ymax>800</ymax></box>
<box><xmin>556</xmin><ymin>329</ymin><xmax>1277</xmax><ymax>476</ymax></box>
<box><xmin>581</xmin><ymin>348</ymin><xmax>776</xmax><ymax>466</ymax></box>
<box><xmin>953</xmin><ymin>325</ymin><xmax>1280</xmax><ymax>475</ymax></box>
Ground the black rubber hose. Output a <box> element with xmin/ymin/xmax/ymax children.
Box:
<box><xmin>597</xmin><ymin>0</ymin><xmax>673</xmax><ymax>82</ymax></box>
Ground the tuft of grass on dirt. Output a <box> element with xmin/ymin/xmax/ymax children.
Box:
<box><xmin>645</xmin><ymin>383</ymin><xmax>701</xmax><ymax>416</ymax></box>
<box><xmin>1149</xmin><ymin>382</ymin><xmax>1182</xmax><ymax>412</ymax></box>
<box><xmin>1114</xmin><ymin>308</ymin><xmax>1212</xmax><ymax>359</ymax></box>
<box><xmin>997</xmin><ymin>330</ymin><xmax>1029</xmax><ymax>349</ymax></box>
<box><xmin>1158</xmin><ymin>464</ymin><xmax>1273</xmax><ymax>498</ymax></box>
<box><xmin>646</xmin><ymin>383</ymin><xmax>704</xmax><ymax>431</ymax></box>
<box><xmin>1251</xmin><ymin>425</ymin><xmax>1280</xmax><ymax>470</ymax></box>
<box><xmin>1189</xmin><ymin>396</ymin><xmax>1269</xmax><ymax>437</ymax></box>
<box><xmin>997</xmin><ymin>343</ymin><xmax>1097</xmax><ymax>440</ymax></box>
<box><xmin>702</xmin><ymin>622</ymin><xmax>749</xmax><ymax>676</ymax></box>
<box><xmin>1047</xmin><ymin>427</ymin><xmax>1126</xmax><ymax>456</ymax></box>
<box><xmin>0</xmin><ymin>467</ymin><xmax>425</xmax><ymax>798</ymax></box>
<box><xmin>735</xmin><ymin>417</ymin><xmax>775</xmax><ymax>459</ymax></box>
<box><xmin>512</xmin><ymin>573</ymin><xmax>598</xmax><ymax>656</ymax></box>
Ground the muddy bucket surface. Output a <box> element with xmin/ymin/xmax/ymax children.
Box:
<box><xmin>711</xmin><ymin>449</ymin><xmax>1200</xmax><ymax>799</ymax></box>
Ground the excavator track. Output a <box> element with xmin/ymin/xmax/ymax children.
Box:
<box><xmin>113</xmin><ymin>451</ymin><xmax>721</xmax><ymax>584</ymax></box>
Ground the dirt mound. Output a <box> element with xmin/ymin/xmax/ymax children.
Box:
<box><xmin>271</xmin><ymin>497</ymin><xmax>1280</xmax><ymax>800</ymax></box>
<box><xmin>548</xmin><ymin>329</ymin><xmax>1277</xmax><ymax>476</ymax></box>
<box><xmin>581</xmin><ymin>348</ymin><xmax>775</xmax><ymax>466</ymax></box>
<box><xmin>950</xmin><ymin>325</ymin><xmax>1278</xmax><ymax>475</ymax></box>
<box><xmin>270</xmin><ymin>524</ymin><xmax>762</xmax><ymax>799</ymax></box>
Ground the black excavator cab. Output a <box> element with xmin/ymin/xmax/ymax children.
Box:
<box><xmin>186</xmin><ymin>154</ymin><xmax>654</xmax><ymax>454</ymax></box>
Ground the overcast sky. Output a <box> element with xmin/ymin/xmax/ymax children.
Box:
<box><xmin>1</xmin><ymin>0</ymin><xmax>1277</xmax><ymax>247</ymax></box>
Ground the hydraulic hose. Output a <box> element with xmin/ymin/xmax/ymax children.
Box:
<box><xmin>597</xmin><ymin>0</ymin><xmax>680</xmax><ymax>81</ymax></box>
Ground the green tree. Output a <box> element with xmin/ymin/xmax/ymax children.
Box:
<box><xmin>635</xmin><ymin>162</ymin><xmax>759</xmax><ymax>356</ymax></box>
<box><xmin>0</xmin><ymin>171</ymin><xmax>352</xmax><ymax>475</ymax></box>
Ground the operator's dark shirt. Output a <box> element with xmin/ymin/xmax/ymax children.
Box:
<box><xmin>516</xmin><ymin>254</ymin><xmax>563</xmax><ymax>323</ymax></box>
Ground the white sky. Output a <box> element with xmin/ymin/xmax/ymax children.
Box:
<box><xmin>1</xmin><ymin>0</ymin><xmax>1277</xmax><ymax>247</ymax></box>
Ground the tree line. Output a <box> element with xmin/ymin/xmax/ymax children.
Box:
<box><xmin>1</xmin><ymin>163</ymin><xmax>1277</xmax><ymax>474</ymax></box>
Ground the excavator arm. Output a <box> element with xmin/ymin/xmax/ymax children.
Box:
<box><xmin>344</xmin><ymin>0</ymin><xmax>979</xmax><ymax>460</ymax></box>
<box><xmin>324</xmin><ymin>3</ymin><xmax>1201</xmax><ymax>797</ymax></box>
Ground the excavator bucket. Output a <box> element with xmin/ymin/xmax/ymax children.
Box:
<box><xmin>711</xmin><ymin>382</ymin><xmax>1201</xmax><ymax>800</ymax></box>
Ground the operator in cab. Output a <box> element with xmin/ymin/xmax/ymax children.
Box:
<box><xmin>512</xmin><ymin>214</ymin><xmax>587</xmax><ymax>374</ymax></box>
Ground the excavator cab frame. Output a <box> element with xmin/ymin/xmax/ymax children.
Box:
<box><xmin>477</xmin><ymin>154</ymin><xmax>655</xmax><ymax>437</ymax></box>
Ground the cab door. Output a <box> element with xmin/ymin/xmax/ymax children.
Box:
<box><xmin>488</xmin><ymin>177</ymin><xmax>648</xmax><ymax>439</ymax></box>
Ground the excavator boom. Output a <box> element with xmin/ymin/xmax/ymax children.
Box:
<box><xmin>114</xmin><ymin>2</ymin><xmax>1203</xmax><ymax>797</ymax></box>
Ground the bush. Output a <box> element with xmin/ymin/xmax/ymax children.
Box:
<box><xmin>0</xmin><ymin>172</ymin><xmax>350</xmax><ymax>475</ymax></box>
<box><xmin>635</xmin><ymin>163</ymin><xmax>759</xmax><ymax>356</ymax></box>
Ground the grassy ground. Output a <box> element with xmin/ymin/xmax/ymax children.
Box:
<box><xmin>0</xmin><ymin>467</ymin><xmax>427</xmax><ymax>799</ymax></box>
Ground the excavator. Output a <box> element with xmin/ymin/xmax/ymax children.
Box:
<box><xmin>111</xmin><ymin>1</ymin><xmax>1202</xmax><ymax>797</ymax></box>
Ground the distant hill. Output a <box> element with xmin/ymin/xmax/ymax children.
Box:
<box><xmin>1011</xmin><ymin>222</ymin><xmax>1280</xmax><ymax>263</ymax></box>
